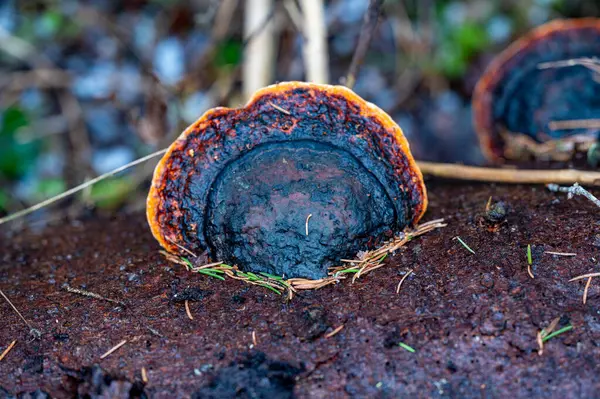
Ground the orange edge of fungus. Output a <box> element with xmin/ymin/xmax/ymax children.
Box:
<box><xmin>147</xmin><ymin>81</ymin><xmax>427</xmax><ymax>254</ymax></box>
<box><xmin>472</xmin><ymin>18</ymin><xmax>600</xmax><ymax>162</ymax></box>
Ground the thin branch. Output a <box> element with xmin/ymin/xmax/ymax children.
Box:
<box><xmin>0</xmin><ymin>289</ymin><xmax>40</xmax><ymax>339</ymax></box>
<box><xmin>0</xmin><ymin>148</ymin><xmax>168</xmax><ymax>226</ymax></box>
<box><xmin>345</xmin><ymin>0</ymin><xmax>384</xmax><ymax>89</ymax></box>
<box><xmin>63</xmin><ymin>284</ymin><xmax>125</xmax><ymax>306</ymax></box>
<box><xmin>549</xmin><ymin>119</ymin><xmax>600</xmax><ymax>131</ymax></box>
<box><xmin>417</xmin><ymin>162</ymin><xmax>600</xmax><ymax>186</ymax></box>
<box><xmin>547</xmin><ymin>183</ymin><xmax>600</xmax><ymax>208</ymax></box>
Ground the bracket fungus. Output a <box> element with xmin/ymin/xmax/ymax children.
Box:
<box><xmin>473</xmin><ymin>18</ymin><xmax>600</xmax><ymax>162</ymax></box>
<box><xmin>147</xmin><ymin>82</ymin><xmax>426</xmax><ymax>279</ymax></box>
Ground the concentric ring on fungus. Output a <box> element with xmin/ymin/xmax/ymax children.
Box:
<box><xmin>147</xmin><ymin>82</ymin><xmax>426</xmax><ymax>279</ymax></box>
<box><xmin>473</xmin><ymin>18</ymin><xmax>600</xmax><ymax>162</ymax></box>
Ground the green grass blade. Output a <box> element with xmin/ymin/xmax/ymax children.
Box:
<box><xmin>398</xmin><ymin>342</ymin><xmax>416</xmax><ymax>353</ymax></box>
<box><xmin>542</xmin><ymin>325</ymin><xmax>573</xmax><ymax>342</ymax></box>
<box><xmin>455</xmin><ymin>236</ymin><xmax>475</xmax><ymax>254</ymax></box>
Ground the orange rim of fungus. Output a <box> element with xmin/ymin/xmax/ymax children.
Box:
<box><xmin>147</xmin><ymin>81</ymin><xmax>427</xmax><ymax>255</ymax></box>
<box><xmin>473</xmin><ymin>18</ymin><xmax>600</xmax><ymax>162</ymax></box>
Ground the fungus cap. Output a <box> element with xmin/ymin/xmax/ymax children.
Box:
<box><xmin>473</xmin><ymin>18</ymin><xmax>600</xmax><ymax>161</ymax></box>
<box><xmin>147</xmin><ymin>82</ymin><xmax>426</xmax><ymax>279</ymax></box>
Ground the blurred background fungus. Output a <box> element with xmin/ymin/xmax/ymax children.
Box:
<box><xmin>0</xmin><ymin>0</ymin><xmax>599</xmax><ymax>226</ymax></box>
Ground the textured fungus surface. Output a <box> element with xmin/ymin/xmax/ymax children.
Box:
<box><xmin>3</xmin><ymin>181</ymin><xmax>600</xmax><ymax>398</ymax></box>
<box><xmin>148</xmin><ymin>82</ymin><xmax>426</xmax><ymax>279</ymax></box>
<box><xmin>473</xmin><ymin>18</ymin><xmax>600</xmax><ymax>161</ymax></box>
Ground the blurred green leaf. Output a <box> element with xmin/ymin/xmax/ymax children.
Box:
<box><xmin>1</xmin><ymin>107</ymin><xmax>28</xmax><ymax>137</ymax></box>
<box><xmin>454</xmin><ymin>23</ymin><xmax>489</xmax><ymax>54</ymax></box>
<box><xmin>214</xmin><ymin>40</ymin><xmax>243</xmax><ymax>67</ymax></box>
<box><xmin>34</xmin><ymin>178</ymin><xmax>66</xmax><ymax>202</ymax></box>
<box><xmin>89</xmin><ymin>176</ymin><xmax>132</xmax><ymax>210</ymax></box>
<box><xmin>40</xmin><ymin>10</ymin><xmax>63</xmax><ymax>37</ymax></box>
<box><xmin>434</xmin><ymin>22</ymin><xmax>489</xmax><ymax>78</ymax></box>
<box><xmin>0</xmin><ymin>189</ymin><xmax>9</xmax><ymax>213</ymax></box>
<box><xmin>0</xmin><ymin>107</ymin><xmax>39</xmax><ymax>180</ymax></box>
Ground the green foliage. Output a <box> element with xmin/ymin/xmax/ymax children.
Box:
<box><xmin>39</xmin><ymin>10</ymin><xmax>63</xmax><ymax>37</ymax></box>
<box><xmin>434</xmin><ymin>22</ymin><xmax>489</xmax><ymax>78</ymax></box>
<box><xmin>89</xmin><ymin>176</ymin><xmax>132</xmax><ymax>210</ymax></box>
<box><xmin>542</xmin><ymin>325</ymin><xmax>573</xmax><ymax>342</ymax></box>
<box><xmin>214</xmin><ymin>40</ymin><xmax>243</xmax><ymax>67</ymax></box>
<box><xmin>34</xmin><ymin>178</ymin><xmax>66</xmax><ymax>202</ymax></box>
<box><xmin>0</xmin><ymin>189</ymin><xmax>9</xmax><ymax>213</ymax></box>
<box><xmin>0</xmin><ymin>107</ymin><xmax>39</xmax><ymax>180</ymax></box>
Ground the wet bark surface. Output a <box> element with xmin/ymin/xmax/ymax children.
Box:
<box><xmin>1</xmin><ymin>180</ymin><xmax>600</xmax><ymax>398</ymax></box>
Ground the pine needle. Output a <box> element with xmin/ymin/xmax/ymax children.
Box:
<box><xmin>100</xmin><ymin>339</ymin><xmax>128</xmax><ymax>359</ymax></box>
<box><xmin>454</xmin><ymin>236</ymin><xmax>475</xmax><ymax>254</ymax></box>
<box><xmin>0</xmin><ymin>340</ymin><xmax>16</xmax><ymax>362</ymax></box>
<box><xmin>542</xmin><ymin>325</ymin><xmax>573</xmax><ymax>342</ymax></box>
<box><xmin>396</xmin><ymin>269</ymin><xmax>413</xmax><ymax>294</ymax></box>
<box><xmin>325</xmin><ymin>325</ymin><xmax>345</xmax><ymax>338</ymax></box>
<box><xmin>583</xmin><ymin>277</ymin><xmax>593</xmax><ymax>305</ymax></box>
<box><xmin>398</xmin><ymin>342</ymin><xmax>416</xmax><ymax>353</ymax></box>
<box><xmin>185</xmin><ymin>300</ymin><xmax>194</xmax><ymax>320</ymax></box>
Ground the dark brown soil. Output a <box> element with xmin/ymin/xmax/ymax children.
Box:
<box><xmin>2</xmin><ymin>180</ymin><xmax>600</xmax><ymax>398</ymax></box>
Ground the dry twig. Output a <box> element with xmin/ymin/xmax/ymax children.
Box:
<box><xmin>63</xmin><ymin>284</ymin><xmax>125</xmax><ymax>306</ymax></box>
<box><xmin>547</xmin><ymin>183</ymin><xmax>600</xmax><ymax>208</ymax></box>
<box><xmin>345</xmin><ymin>0</ymin><xmax>384</xmax><ymax>88</ymax></box>
<box><xmin>417</xmin><ymin>162</ymin><xmax>600</xmax><ymax>186</ymax></box>
<box><xmin>548</xmin><ymin>119</ymin><xmax>600</xmax><ymax>131</ymax></box>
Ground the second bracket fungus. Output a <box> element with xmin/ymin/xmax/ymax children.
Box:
<box><xmin>147</xmin><ymin>82</ymin><xmax>426</xmax><ymax>279</ymax></box>
<box><xmin>473</xmin><ymin>19</ymin><xmax>600</xmax><ymax>162</ymax></box>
